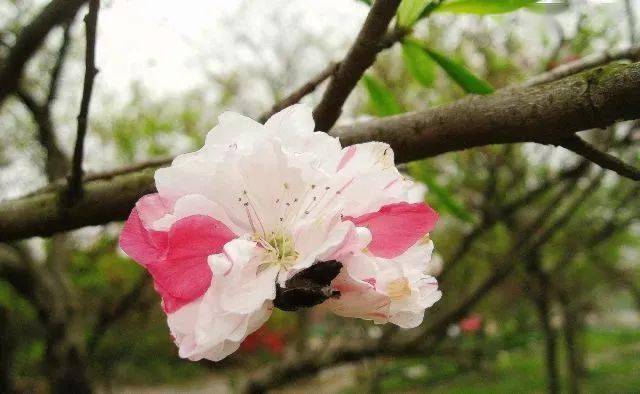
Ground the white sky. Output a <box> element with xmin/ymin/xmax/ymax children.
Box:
<box><xmin>96</xmin><ymin>0</ymin><xmax>365</xmax><ymax>97</ymax></box>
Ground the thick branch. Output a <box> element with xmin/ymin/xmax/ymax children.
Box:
<box><xmin>0</xmin><ymin>0</ymin><xmax>87</xmax><ymax>108</ymax></box>
<box><xmin>335</xmin><ymin>61</ymin><xmax>640</xmax><ymax>161</ymax></box>
<box><xmin>67</xmin><ymin>0</ymin><xmax>99</xmax><ymax>202</ymax></box>
<box><xmin>312</xmin><ymin>0</ymin><xmax>402</xmax><ymax>131</ymax></box>
<box><xmin>2</xmin><ymin>62</ymin><xmax>640</xmax><ymax>241</ymax></box>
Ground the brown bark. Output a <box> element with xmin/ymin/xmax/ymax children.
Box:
<box><xmin>312</xmin><ymin>0</ymin><xmax>402</xmax><ymax>131</ymax></box>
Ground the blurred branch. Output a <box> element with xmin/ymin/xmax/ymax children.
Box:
<box><xmin>312</xmin><ymin>0</ymin><xmax>402</xmax><ymax>131</ymax></box>
<box><xmin>14</xmin><ymin>16</ymin><xmax>74</xmax><ymax>182</ymax></box>
<box><xmin>526</xmin><ymin>255</ymin><xmax>560</xmax><ymax>394</ymax></box>
<box><xmin>411</xmin><ymin>174</ymin><xmax>597</xmax><ymax>348</ymax></box>
<box><xmin>46</xmin><ymin>20</ymin><xmax>73</xmax><ymax>106</ymax></box>
<box><xmin>0</xmin><ymin>244</ymin><xmax>37</xmax><ymax>303</ymax></box>
<box><xmin>259</xmin><ymin>62</ymin><xmax>339</xmax><ymax>123</ymax></box>
<box><xmin>440</xmin><ymin>160</ymin><xmax>589</xmax><ymax>280</ymax></box>
<box><xmin>557</xmin><ymin>135</ymin><xmax>640</xmax><ymax>181</ymax></box>
<box><xmin>626</xmin><ymin>0</ymin><xmax>637</xmax><ymax>45</ymax></box>
<box><xmin>16</xmin><ymin>89</ymin><xmax>69</xmax><ymax>181</ymax></box>
<box><xmin>523</xmin><ymin>45</ymin><xmax>640</xmax><ymax>87</ymax></box>
<box><xmin>88</xmin><ymin>274</ymin><xmax>151</xmax><ymax>354</ymax></box>
<box><xmin>0</xmin><ymin>0</ymin><xmax>88</xmax><ymax>108</ymax></box>
<box><xmin>0</xmin><ymin>305</ymin><xmax>13</xmax><ymax>393</ymax></box>
<box><xmin>67</xmin><ymin>0</ymin><xmax>100</xmax><ymax>203</ymax></box>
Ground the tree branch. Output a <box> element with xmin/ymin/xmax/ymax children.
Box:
<box><xmin>312</xmin><ymin>0</ymin><xmax>402</xmax><ymax>131</ymax></box>
<box><xmin>557</xmin><ymin>135</ymin><xmax>640</xmax><ymax>181</ymax></box>
<box><xmin>335</xmin><ymin>62</ymin><xmax>640</xmax><ymax>162</ymax></box>
<box><xmin>67</xmin><ymin>0</ymin><xmax>99</xmax><ymax>202</ymax></box>
<box><xmin>16</xmin><ymin>89</ymin><xmax>69</xmax><ymax>181</ymax></box>
<box><xmin>522</xmin><ymin>45</ymin><xmax>640</xmax><ymax>87</ymax></box>
<box><xmin>258</xmin><ymin>62</ymin><xmax>339</xmax><ymax>123</ymax></box>
<box><xmin>87</xmin><ymin>274</ymin><xmax>151</xmax><ymax>353</ymax></box>
<box><xmin>46</xmin><ymin>20</ymin><xmax>73</xmax><ymax>106</ymax></box>
<box><xmin>440</xmin><ymin>160</ymin><xmax>590</xmax><ymax>279</ymax></box>
<box><xmin>625</xmin><ymin>0</ymin><xmax>638</xmax><ymax>45</ymax></box>
<box><xmin>0</xmin><ymin>0</ymin><xmax>88</xmax><ymax>108</ymax></box>
<box><xmin>2</xmin><ymin>61</ymin><xmax>640</xmax><ymax>241</ymax></box>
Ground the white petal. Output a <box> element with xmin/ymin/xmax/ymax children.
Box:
<box><xmin>152</xmin><ymin>194</ymin><xmax>243</xmax><ymax>234</ymax></box>
<box><xmin>264</xmin><ymin>104</ymin><xmax>314</xmax><ymax>137</ymax></box>
<box><xmin>205</xmin><ymin>111</ymin><xmax>266</xmax><ymax>151</ymax></box>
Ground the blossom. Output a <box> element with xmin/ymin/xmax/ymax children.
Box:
<box><xmin>119</xmin><ymin>104</ymin><xmax>440</xmax><ymax>361</ymax></box>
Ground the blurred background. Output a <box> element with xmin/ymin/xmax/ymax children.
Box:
<box><xmin>0</xmin><ymin>0</ymin><xmax>639</xmax><ymax>392</ymax></box>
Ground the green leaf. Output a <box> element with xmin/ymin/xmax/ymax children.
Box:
<box><xmin>436</xmin><ymin>0</ymin><xmax>539</xmax><ymax>15</ymax></box>
<box><xmin>409</xmin><ymin>162</ymin><xmax>475</xmax><ymax>222</ymax></box>
<box><xmin>361</xmin><ymin>74</ymin><xmax>403</xmax><ymax>117</ymax></box>
<box><xmin>357</xmin><ymin>0</ymin><xmax>372</xmax><ymax>5</ymax></box>
<box><xmin>402</xmin><ymin>39</ymin><xmax>437</xmax><ymax>87</ymax></box>
<box><xmin>397</xmin><ymin>0</ymin><xmax>431</xmax><ymax>27</ymax></box>
<box><xmin>422</xmin><ymin>46</ymin><xmax>494</xmax><ymax>94</ymax></box>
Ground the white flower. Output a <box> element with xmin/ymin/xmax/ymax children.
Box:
<box><xmin>120</xmin><ymin>104</ymin><xmax>441</xmax><ymax>361</ymax></box>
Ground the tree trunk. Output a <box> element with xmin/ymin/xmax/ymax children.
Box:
<box><xmin>45</xmin><ymin>318</ymin><xmax>92</xmax><ymax>394</ymax></box>
<box><xmin>42</xmin><ymin>234</ymin><xmax>93</xmax><ymax>394</ymax></box>
<box><xmin>562</xmin><ymin>303</ymin><xmax>584</xmax><ymax>394</ymax></box>
<box><xmin>526</xmin><ymin>255</ymin><xmax>560</xmax><ymax>394</ymax></box>
<box><xmin>0</xmin><ymin>305</ymin><xmax>14</xmax><ymax>393</ymax></box>
<box><xmin>533</xmin><ymin>286</ymin><xmax>560</xmax><ymax>394</ymax></box>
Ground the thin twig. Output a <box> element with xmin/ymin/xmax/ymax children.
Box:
<box><xmin>626</xmin><ymin>0</ymin><xmax>637</xmax><ymax>45</ymax></box>
<box><xmin>16</xmin><ymin>89</ymin><xmax>69</xmax><ymax>181</ymax></box>
<box><xmin>523</xmin><ymin>44</ymin><xmax>640</xmax><ymax>87</ymax></box>
<box><xmin>558</xmin><ymin>135</ymin><xmax>640</xmax><ymax>181</ymax></box>
<box><xmin>46</xmin><ymin>20</ymin><xmax>73</xmax><ymax>106</ymax></box>
<box><xmin>258</xmin><ymin>62</ymin><xmax>339</xmax><ymax>123</ymax></box>
<box><xmin>67</xmin><ymin>0</ymin><xmax>99</xmax><ymax>202</ymax></box>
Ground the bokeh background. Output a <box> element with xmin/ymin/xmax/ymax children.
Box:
<box><xmin>1</xmin><ymin>0</ymin><xmax>639</xmax><ymax>392</ymax></box>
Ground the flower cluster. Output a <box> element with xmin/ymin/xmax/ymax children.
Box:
<box><xmin>119</xmin><ymin>104</ymin><xmax>441</xmax><ymax>361</ymax></box>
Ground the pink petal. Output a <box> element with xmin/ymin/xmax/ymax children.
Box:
<box><xmin>147</xmin><ymin>215</ymin><xmax>236</xmax><ymax>304</ymax></box>
<box><xmin>135</xmin><ymin>193</ymin><xmax>172</xmax><ymax>228</ymax></box>
<box><xmin>120</xmin><ymin>209</ymin><xmax>168</xmax><ymax>267</ymax></box>
<box><xmin>337</xmin><ymin>145</ymin><xmax>357</xmax><ymax>171</ymax></box>
<box><xmin>120</xmin><ymin>207</ymin><xmax>236</xmax><ymax>313</ymax></box>
<box><xmin>346</xmin><ymin>202</ymin><xmax>438</xmax><ymax>259</ymax></box>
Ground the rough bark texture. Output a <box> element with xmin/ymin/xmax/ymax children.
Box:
<box><xmin>335</xmin><ymin>62</ymin><xmax>640</xmax><ymax>161</ymax></box>
<box><xmin>1</xmin><ymin>62</ymin><xmax>640</xmax><ymax>241</ymax></box>
<box><xmin>0</xmin><ymin>168</ymin><xmax>155</xmax><ymax>241</ymax></box>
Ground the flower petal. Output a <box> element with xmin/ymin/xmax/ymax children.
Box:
<box><xmin>264</xmin><ymin>103</ymin><xmax>314</xmax><ymax>136</ymax></box>
<box><xmin>346</xmin><ymin>202</ymin><xmax>438</xmax><ymax>259</ymax></box>
<box><xmin>119</xmin><ymin>209</ymin><xmax>168</xmax><ymax>267</ymax></box>
<box><xmin>147</xmin><ymin>215</ymin><xmax>236</xmax><ymax>305</ymax></box>
<box><xmin>120</xmin><ymin>209</ymin><xmax>237</xmax><ymax>313</ymax></box>
<box><xmin>135</xmin><ymin>193</ymin><xmax>172</xmax><ymax>228</ymax></box>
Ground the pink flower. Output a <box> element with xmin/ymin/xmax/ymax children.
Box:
<box><xmin>459</xmin><ymin>314</ymin><xmax>483</xmax><ymax>333</ymax></box>
<box><xmin>119</xmin><ymin>104</ymin><xmax>441</xmax><ymax>361</ymax></box>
